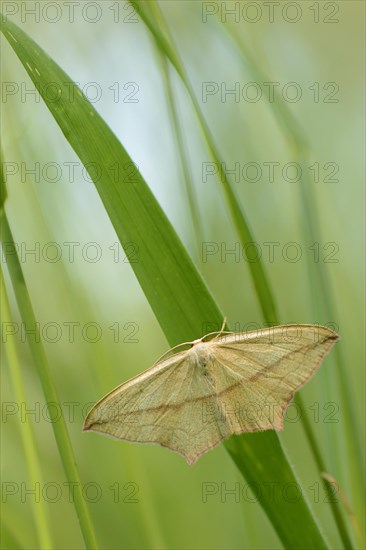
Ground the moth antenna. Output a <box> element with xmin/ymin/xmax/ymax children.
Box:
<box><xmin>153</xmin><ymin>318</ymin><xmax>229</xmax><ymax>365</ymax></box>
<box><xmin>220</xmin><ymin>317</ymin><xmax>227</xmax><ymax>334</ymax></box>
<box><xmin>211</xmin><ymin>317</ymin><xmax>228</xmax><ymax>341</ymax></box>
<box><xmin>151</xmin><ymin>340</ymin><xmax>193</xmax><ymax>367</ymax></box>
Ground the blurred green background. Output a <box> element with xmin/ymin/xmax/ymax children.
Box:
<box><xmin>1</xmin><ymin>1</ymin><xmax>365</xmax><ymax>548</ymax></box>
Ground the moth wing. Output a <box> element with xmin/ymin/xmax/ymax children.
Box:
<box><xmin>83</xmin><ymin>348</ymin><xmax>231</xmax><ymax>464</ymax></box>
<box><xmin>209</xmin><ymin>324</ymin><xmax>339</xmax><ymax>432</ymax></box>
<box><xmin>84</xmin><ymin>324</ymin><xmax>338</xmax><ymax>464</ymax></box>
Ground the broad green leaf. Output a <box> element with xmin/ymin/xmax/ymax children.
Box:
<box><xmin>0</xmin><ymin>16</ymin><xmax>329</xmax><ymax>549</ymax></box>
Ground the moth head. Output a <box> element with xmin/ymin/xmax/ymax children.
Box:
<box><xmin>190</xmin><ymin>339</ymin><xmax>211</xmax><ymax>359</ymax></box>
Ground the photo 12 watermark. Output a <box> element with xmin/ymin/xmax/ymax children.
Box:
<box><xmin>200</xmin><ymin>321</ymin><xmax>340</xmax><ymax>337</ymax></box>
<box><xmin>1</xmin><ymin>320</ymin><xmax>140</xmax><ymax>344</ymax></box>
<box><xmin>201</xmin><ymin>2</ymin><xmax>340</xmax><ymax>24</ymax></box>
<box><xmin>201</xmin><ymin>81</ymin><xmax>339</xmax><ymax>104</ymax></box>
<box><xmin>1</xmin><ymin>241</ymin><xmax>139</xmax><ymax>264</ymax></box>
<box><xmin>1</xmin><ymin>2</ymin><xmax>140</xmax><ymax>24</ymax></box>
<box><xmin>2</xmin><ymin>160</ymin><xmax>140</xmax><ymax>184</ymax></box>
<box><xmin>1</xmin><ymin>480</ymin><xmax>139</xmax><ymax>504</ymax></box>
<box><xmin>202</xmin><ymin>161</ymin><xmax>340</xmax><ymax>184</ymax></box>
<box><xmin>201</xmin><ymin>480</ymin><xmax>339</xmax><ymax>504</ymax></box>
<box><xmin>2</xmin><ymin>81</ymin><xmax>140</xmax><ymax>104</ymax></box>
<box><xmin>201</xmin><ymin>400</ymin><xmax>340</xmax><ymax>427</ymax></box>
<box><xmin>201</xmin><ymin>241</ymin><xmax>339</xmax><ymax>264</ymax></box>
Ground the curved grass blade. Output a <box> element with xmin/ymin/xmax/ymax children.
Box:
<box><xmin>155</xmin><ymin>49</ymin><xmax>204</xmax><ymax>257</ymax></box>
<box><xmin>0</xmin><ymin>215</ymin><xmax>99</xmax><ymax>550</ymax></box>
<box><xmin>1</xmin><ymin>156</ymin><xmax>50</xmax><ymax>550</ymax></box>
<box><xmin>0</xmin><ymin>160</ymin><xmax>98</xmax><ymax>548</ymax></box>
<box><xmin>0</xmin><ymin>268</ymin><xmax>53</xmax><ymax>549</ymax></box>
<box><xmin>0</xmin><ymin>16</ymin><xmax>329</xmax><ymax>548</ymax></box>
<box><xmin>215</xmin><ymin>19</ymin><xmax>364</xmax><ymax>538</ymax></box>
<box><xmin>220</xmin><ymin>19</ymin><xmax>363</xmax><ymax>490</ymax></box>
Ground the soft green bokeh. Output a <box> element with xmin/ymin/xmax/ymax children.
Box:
<box><xmin>1</xmin><ymin>1</ymin><xmax>364</xmax><ymax>549</ymax></box>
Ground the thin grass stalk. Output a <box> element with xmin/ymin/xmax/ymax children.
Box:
<box><xmin>218</xmin><ymin>23</ymin><xmax>364</xmax><ymax>533</ymax></box>
<box><xmin>72</xmin><ymin>293</ymin><xmax>166</xmax><ymax>549</ymax></box>
<box><xmin>0</xmin><ymin>268</ymin><xmax>53</xmax><ymax>549</ymax></box>
<box><xmin>321</xmin><ymin>473</ymin><xmax>365</xmax><ymax>549</ymax></box>
<box><xmin>0</xmin><ymin>184</ymin><xmax>98</xmax><ymax>549</ymax></box>
<box><xmin>299</xmin><ymin>398</ymin><xmax>353</xmax><ymax>549</ymax></box>
<box><xmin>11</xmin><ymin>172</ymin><xmax>164</xmax><ymax>548</ymax></box>
<box><xmin>154</xmin><ymin>46</ymin><xmax>204</xmax><ymax>256</ymax></box>
<box><xmin>1</xmin><ymin>216</ymin><xmax>99</xmax><ymax>550</ymax></box>
<box><xmin>220</xmin><ymin>22</ymin><xmax>363</xmax><ymax>489</ymax></box>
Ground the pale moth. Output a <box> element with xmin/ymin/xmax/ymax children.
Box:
<box><xmin>83</xmin><ymin>323</ymin><xmax>338</xmax><ymax>464</ymax></box>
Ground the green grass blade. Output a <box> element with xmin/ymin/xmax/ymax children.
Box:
<box><xmin>221</xmin><ymin>21</ymin><xmax>363</xmax><ymax>486</ymax></box>
<box><xmin>155</xmin><ymin>49</ymin><xmax>204</xmax><ymax>257</ymax></box>
<box><xmin>0</xmin><ymin>214</ymin><xmax>99</xmax><ymax>550</ymax></box>
<box><xmin>225</xmin><ymin>433</ymin><xmax>323</xmax><ymax>548</ymax></box>
<box><xmin>0</xmin><ymin>16</ymin><xmax>329</xmax><ymax>548</ymax></box>
<box><xmin>0</xmin><ymin>269</ymin><xmax>53</xmax><ymax>549</ymax></box>
<box><xmin>0</xmin><ymin>161</ymin><xmax>98</xmax><ymax>548</ymax></box>
<box><xmin>298</xmin><ymin>400</ymin><xmax>353</xmax><ymax>549</ymax></box>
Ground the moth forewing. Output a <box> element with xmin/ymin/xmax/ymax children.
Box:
<box><xmin>83</xmin><ymin>324</ymin><xmax>339</xmax><ymax>464</ymax></box>
<box><xmin>83</xmin><ymin>349</ymin><xmax>190</xmax><ymax>431</ymax></box>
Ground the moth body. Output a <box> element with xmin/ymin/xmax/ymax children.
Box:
<box><xmin>191</xmin><ymin>340</ymin><xmax>209</xmax><ymax>361</ymax></box>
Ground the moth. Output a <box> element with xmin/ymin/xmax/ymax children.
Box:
<box><xmin>83</xmin><ymin>324</ymin><xmax>339</xmax><ymax>464</ymax></box>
